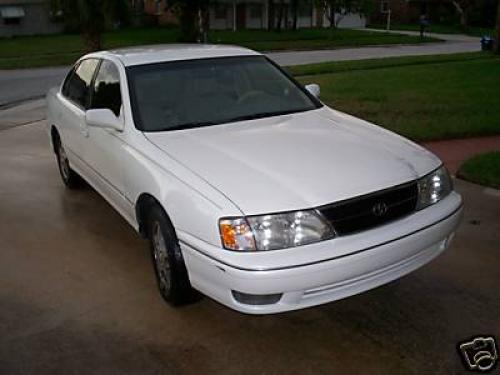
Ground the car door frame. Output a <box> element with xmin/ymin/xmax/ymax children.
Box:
<box><xmin>56</xmin><ymin>58</ymin><xmax>100</xmax><ymax>177</ymax></box>
<box><xmin>82</xmin><ymin>57</ymin><xmax>136</xmax><ymax>225</ymax></box>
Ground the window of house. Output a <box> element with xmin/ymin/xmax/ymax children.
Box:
<box><xmin>1</xmin><ymin>5</ymin><xmax>25</xmax><ymax>25</ymax></box>
<box><xmin>214</xmin><ymin>4</ymin><xmax>227</xmax><ymax>19</ymax></box>
<box><xmin>249</xmin><ymin>4</ymin><xmax>262</xmax><ymax>19</ymax></box>
<box><xmin>91</xmin><ymin>61</ymin><xmax>122</xmax><ymax>117</ymax></box>
<box><xmin>155</xmin><ymin>0</ymin><xmax>162</xmax><ymax>15</ymax></box>
<box><xmin>62</xmin><ymin>59</ymin><xmax>100</xmax><ymax>109</ymax></box>
<box><xmin>3</xmin><ymin>17</ymin><xmax>21</xmax><ymax>25</ymax></box>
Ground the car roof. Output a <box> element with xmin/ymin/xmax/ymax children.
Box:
<box><xmin>88</xmin><ymin>44</ymin><xmax>262</xmax><ymax>67</ymax></box>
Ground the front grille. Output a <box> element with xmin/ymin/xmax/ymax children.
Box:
<box><xmin>318</xmin><ymin>181</ymin><xmax>418</xmax><ymax>236</ymax></box>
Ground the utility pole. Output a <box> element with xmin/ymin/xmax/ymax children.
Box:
<box><xmin>233</xmin><ymin>0</ymin><xmax>237</xmax><ymax>31</ymax></box>
<box><xmin>495</xmin><ymin>0</ymin><xmax>500</xmax><ymax>53</ymax></box>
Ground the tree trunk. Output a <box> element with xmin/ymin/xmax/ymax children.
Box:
<box><xmin>179</xmin><ymin>0</ymin><xmax>199</xmax><ymax>42</ymax></box>
<box><xmin>460</xmin><ymin>12</ymin><xmax>468</xmax><ymax>30</ymax></box>
<box><xmin>335</xmin><ymin>14</ymin><xmax>344</xmax><ymax>28</ymax></box>
<box><xmin>276</xmin><ymin>0</ymin><xmax>284</xmax><ymax>31</ymax></box>
<box><xmin>329</xmin><ymin>5</ymin><xmax>335</xmax><ymax>28</ymax></box>
<box><xmin>267</xmin><ymin>0</ymin><xmax>275</xmax><ymax>30</ymax></box>
<box><xmin>291</xmin><ymin>0</ymin><xmax>298</xmax><ymax>30</ymax></box>
<box><xmin>452</xmin><ymin>1</ymin><xmax>468</xmax><ymax>30</ymax></box>
<box><xmin>82</xmin><ymin>31</ymin><xmax>102</xmax><ymax>52</ymax></box>
<box><xmin>199</xmin><ymin>1</ymin><xmax>210</xmax><ymax>43</ymax></box>
<box><xmin>495</xmin><ymin>0</ymin><xmax>500</xmax><ymax>54</ymax></box>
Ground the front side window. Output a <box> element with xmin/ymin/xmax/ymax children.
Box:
<box><xmin>1</xmin><ymin>5</ymin><xmax>25</xmax><ymax>25</ymax></box>
<box><xmin>62</xmin><ymin>58</ymin><xmax>99</xmax><ymax>109</ymax></box>
<box><xmin>91</xmin><ymin>60</ymin><xmax>122</xmax><ymax>117</ymax></box>
<box><xmin>127</xmin><ymin>56</ymin><xmax>321</xmax><ymax>132</ymax></box>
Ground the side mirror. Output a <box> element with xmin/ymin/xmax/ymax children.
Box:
<box><xmin>305</xmin><ymin>83</ymin><xmax>320</xmax><ymax>98</ymax></box>
<box><xmin>86</xmin><ymin>109</ymin><xmax>124</xmax><ymax>132</ymax></box>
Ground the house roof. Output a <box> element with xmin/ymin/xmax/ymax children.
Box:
<box><xmin>0</xmin><ymin>0</ymin><xmax>45</xmax><ymax>4</ymax></box>
<box><xmin>90</xmin><ymin>44</ymin><xmax>261</xmax><ymax>67</ymax></box>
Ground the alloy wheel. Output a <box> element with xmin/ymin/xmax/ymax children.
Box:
<box><xmin>152</xmin><ymin>221</ymin><xmax>172</xmax><ymax>294</ymax></box>
<box><xmin>58</xmin><ymin>143</ymin><xmax>70</xmax><ymax>181</ymax></box>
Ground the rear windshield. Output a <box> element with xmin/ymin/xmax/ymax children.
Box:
<box><xmin>126</xmin><ymin>56</ymin><xmax>321</xmax><ymax>132</ymax></box>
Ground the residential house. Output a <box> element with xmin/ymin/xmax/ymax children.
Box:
<box><xmin>0</xmin><ymin>0</ymin><xmax>62</xmax><ymax>37</ymax></box>
<box><xmin>370</xmin><ymin>0</ymin><xmax>455</xmax><ymax>25</ymax></box>
<box><xmin>142</xmin><ymin>0</ymin><xmax>366</xmax><ymax>30</ymax></box>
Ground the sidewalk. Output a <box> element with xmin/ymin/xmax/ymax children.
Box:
<box><xmin>270</xmin><ymin>30</ymin><xmax>479</xmax><ymax>66</ymax></box>
<box><xmin>0</xmin><ymin>99</ymin><xmax>46</xmax><ymax>131</ymax></box>
<box><xmin>422</xmin><ymin>136</ymin><xmax>500</xmax><ymax>174</ymax></box>
<box><xmin>363</xmin><ymin>28</ymin><xmax>479</xmax><ymax>43</ymax></box>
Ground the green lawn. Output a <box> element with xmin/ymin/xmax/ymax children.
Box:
<box><xmin>0</xmin><ymin>27</ymin><xmax>438</xmax><ymax>69</ymax></box>
<box><xmin>368</xmin><ymin>23</ymin><xmax>494</xmax><ymax>37</ymax></box>
<box><xmin>208</xmin><ymin>28</ymin><xmax>438</xmax><ymax>50</ymax></box>
<box><xmin>295</xmin><ymin>52</ymin><xmax>500</xmax><ymax>141</ymax></box>
<box><xmin>458</xmin><ymin>152</ymin><xmax>500</xmax><ymax>189</ymax></box>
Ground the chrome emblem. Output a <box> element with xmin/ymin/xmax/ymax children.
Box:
<box><xmin>372</xmin><ymin>202</ymin><xmax>388</xmax><ymax>217</ymax></box>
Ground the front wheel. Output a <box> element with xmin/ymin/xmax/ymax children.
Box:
<box><xmin>55</xmin><ymin>138</ymin><xmax>82</xmax><ymax>189</ymax></box>
<box><xmin>148</xmin><ymin>205</ymin><xmax>196</xmax><ymax>306</ymax></box>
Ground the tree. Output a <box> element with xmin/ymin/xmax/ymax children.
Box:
<box><xmin>49</xmin><ymin>0</ymin><xmax>130</xmax><ymax>52</ymax></box>
<box><xmin>495</xmin><ymin>0</ymin><xmax>500</xmax><ymax>53</ymax></box>
<box><xmin>451</xmin><ymin>0</ymin><xmax>475</xmax><ymax>29</ymax></box>
<box><xmin>319</xmin><ymin>0</ymin><xmax>373</xmax><ymax>28</ymax></box>
<box><xmin>275</xmin><ymin>0</ymin><xmax>286</xmax><ymax>31</ymax></box>
<box><xmin>165</xmin><ymin>0</ymin><xmax>210</xmax><ymax>41</ymax></box>
<box><xmin>291</xmin><ymin>0</ymin><xmax>299</xmax><ymax>30</ymax></box>
<box><xmin>267</xmin><ymin>0</ymin><xmax>275</xmax><ymax>30</ymax></box>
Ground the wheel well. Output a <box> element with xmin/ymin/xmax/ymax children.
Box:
<box><xmin>50</xmin><ymin>126</ymin><xmax>60</xmax><ymax>154</ymax></box>
<box><xmin>136</xmin><ymin>193</ymin><xmax>165</xmax><ymax>239</ymax></box>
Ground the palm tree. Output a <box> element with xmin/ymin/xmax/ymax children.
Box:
<box><xmin>49</xmin><ymin>0</ymin><xmax>130</xmax><ymax>52</ymax></box>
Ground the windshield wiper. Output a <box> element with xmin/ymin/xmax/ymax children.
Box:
<box><xmin>222</xmin><ymin>108</ymin><xmax>312</xmax><ymax>124</ymax></box>
<box><xmin>158</xmin><ymin>108</ymin><xmax>313</xmax><ymax>132</ymax></box>
<box><xmin>162</xmin><ymin>121</ymin><xmax>217</xmax><ymax>132</ymax></box>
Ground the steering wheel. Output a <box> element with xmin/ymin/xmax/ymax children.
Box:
<box><xmin>237</xmin><ymin>90</ymin><xmax>265</xmax><ymax>105</ymax></box>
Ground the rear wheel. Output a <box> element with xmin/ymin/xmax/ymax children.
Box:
<box><xmin>148</xmin><ymin>205</ymin><xmax>195</xmax><ymax>306</ymax></box>
<box><xmin>55</xmin><ymin>136</ymin><xmax>82</xmax><ymax>189</ymax></box>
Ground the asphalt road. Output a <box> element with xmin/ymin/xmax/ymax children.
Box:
<box><xmin>0</xmin><ymin>66</ymin><xmax>69</xmax><ymax>107</ymax></box>
<box><xmin>1</xmin><ymin>121</ymin><xmax>499</xmax><ymax>374</ymax></box>
<box><xmin>0</xmin><ymin>31</ymin><xmax>479</xmax><ymax>107</ymax></box>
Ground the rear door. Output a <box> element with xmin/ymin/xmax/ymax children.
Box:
<box><xmin>57</xmin><ymin>58</ymin><xmax>99</xmax><ymax>172</ymax></box>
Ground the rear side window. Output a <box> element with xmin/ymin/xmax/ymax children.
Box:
<box><xmin>62</xmin><ymin>59</ymin><xmax>99</xmax><ymax>109</ymax></box>
<box><xmin>91</xmin><ymin>60</ymin><xmax>122</xmax><ymax>117</ymax></box>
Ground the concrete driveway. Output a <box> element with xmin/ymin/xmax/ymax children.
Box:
<box><xmin>1</xmin><ymin>121</ymin><xmax>499</xmax><ymax>374</ymax></box>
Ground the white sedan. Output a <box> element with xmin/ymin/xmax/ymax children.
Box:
<box><xmin>47</xmin><ymin>45</ymin><xmax>463</xmax><ymax>314</ymax></box>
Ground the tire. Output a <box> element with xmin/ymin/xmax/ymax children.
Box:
<box><xmin>147</xmin><ymin>204</ymin><xmax>195</xmax><ymax>306</ymax></box>
<box><xmin>54</xmin><ymin>137</ymin><xmax>82</xmax><ymax>189</ymax></box>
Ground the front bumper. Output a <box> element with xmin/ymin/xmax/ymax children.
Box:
<box><xmin>180</xmin><ymin>192</ymin><xmax>463</xmax><ymax>314</ymax></box>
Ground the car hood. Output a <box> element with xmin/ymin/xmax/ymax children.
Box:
<box><xmin>145</xmin><ymin>107</ymin><xmax>441</xmax><ymax>215</ymax></box>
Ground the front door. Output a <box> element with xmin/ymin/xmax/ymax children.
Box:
<box><xmin>84</xmin><ymin>59</ymin><xmax>130</xmax><ymax>217</ymax></box>
<box><xmin>58</xmin><ymin>58</ymin><xmax>100</xmax><ymax>172</ymax></box>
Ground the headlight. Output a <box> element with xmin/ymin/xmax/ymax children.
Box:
<box><xmin>219</xmin><ymin>210</ymin><xmax>335</xmax><ymax>251</ymax></box>
<box><xmin>416</xmin><ymin>166</ymin><xmax>452</xmax><ymax>210</ymax></box>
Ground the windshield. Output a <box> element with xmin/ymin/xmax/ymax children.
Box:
<box><xmin>127</xmin><ymin>56</ymin><xmax>321</xmax><ymax>132</ymax></box>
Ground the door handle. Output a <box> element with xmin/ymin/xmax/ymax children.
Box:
<box><xmin>80</xmin><ymin>123</ymin><xmax>89</xmax><ymax>137</ymax></box>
